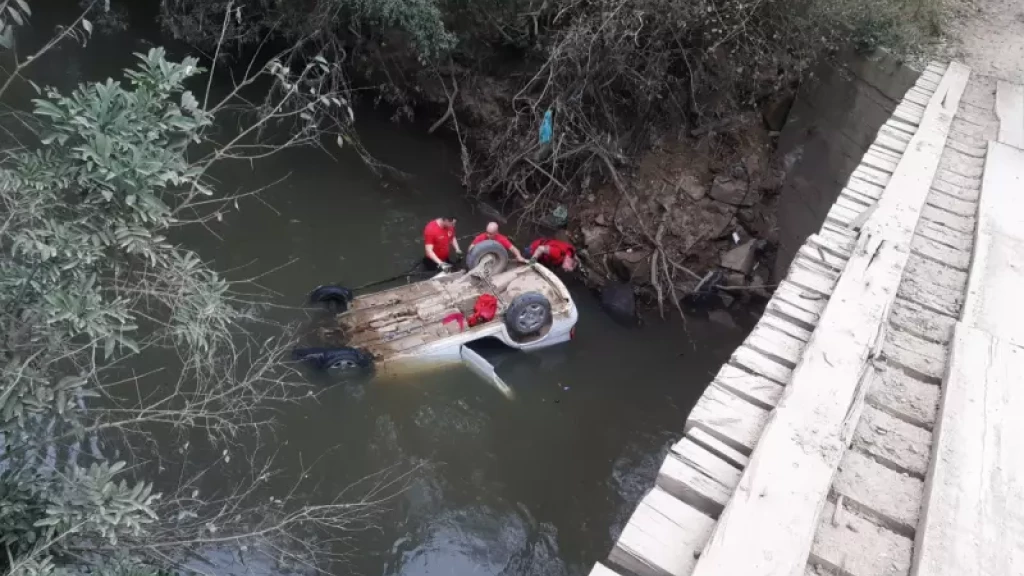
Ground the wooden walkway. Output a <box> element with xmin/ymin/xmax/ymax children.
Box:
<box><xmin>593</xmin><ymin>62</ymin><xmax>1024</xmax><ymax>576</ymax></box>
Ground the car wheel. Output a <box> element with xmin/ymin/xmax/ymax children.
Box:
<box><xmin>465</xmin><ymin>240</ymin><xmax>510</xmax><ymax>275</ymax></box>
<box><xmin>292</xmin><ymin>346</ymin><xmax>373</xmax><ymax>372</ymax></box>
<box><xmin>309</xmin><ymin>284</ymin><xmax>354</xmax><ymax>313</ymax></box>
<box><xmin>504</xmin><ymin>292</ymin><xmax>552</xmax><ymax>339</ymax></box>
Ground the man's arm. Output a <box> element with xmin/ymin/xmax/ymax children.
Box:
<box><xmin>425</xmin><ymin>244</ymin><xmax>445</xmax><ymax>266</ymax></box>
<box><xmin>451</xmin><ymin>235</ymin><xmax>462</xmax><ymax>255</ymax></box>
<box><xmin>509</xmin><ymin>245</ymin><xmax>528</xmax><ymax>263</ymax></box>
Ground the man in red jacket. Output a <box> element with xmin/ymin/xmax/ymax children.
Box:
<box><xmin>470</xmin><ymin>222</ymin><xmax>528</xmax><ymax>264</ymax></box>
<box><xmin>423</xmin><ymin>217</ymin><xmax>461</xmax><ymax>271</ymax></box>
<box><xmin>527</xmin><ymin>238</ymin><xmax>576</xmax><ymax>272</ymax></box>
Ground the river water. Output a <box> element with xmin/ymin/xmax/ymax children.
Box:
<box><xmin>23</xmin><ymin>3</ymin><xmax>915</xmax><ymax>574</ymax></box>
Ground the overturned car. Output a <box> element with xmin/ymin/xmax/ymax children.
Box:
<box><xmin>294</xmin><ymin>240</ymin><xmax>579</xmax><ymax>385</ymax></box>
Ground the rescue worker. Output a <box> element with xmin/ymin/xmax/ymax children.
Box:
<box><xmin>423</xmin><ymin>217</ymin><xmax>461</xmax><ymax>271</ymax></box>
<box><xmin>470</xmin><ymin>222</ymin><xmax>529</xmax><ymax>264</ymax></box>
<box><xmin>526</xmin><ymin>238</ymin><xmax>576</xmax><ymax>272</ymax></box>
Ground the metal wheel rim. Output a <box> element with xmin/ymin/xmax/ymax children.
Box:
<box><xmin>330</xmin><ymin>359</ymin><xmax>359</xmax><ymax>370</ymax></box>
<box><xmin>515</xmin><ymin>303</ymin><xmax>547</xmax><ymax>333</ymax></box>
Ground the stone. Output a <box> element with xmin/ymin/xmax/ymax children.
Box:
<box><xmin>595</xmin><ymin>213</ymin><xmax>607</xmax><ymax>226</ymax></box>
<box><xmin>600</xmin><ymin>282</ymin><xmax>637</xmax><ymax>323</ymax></box>
<box><xmin>709</xmin><ymin>309</ymin><xmax>739</xmax><ymax>329</ymax></box>
<box><xmin>725</xmin><ymin>272</ymin><xmax>747</xmax><ymax>287</ymax></box>
<box><xmin>720</xmin><ymin>240</ymin><xmax>758</xmax><ymax>274</ymax></box>
<box><xmin>762</xmin><ymin>94</ymin><xmax>795</xmax><ymax>131</ymax></box>
<box><xmin>709</xmin><ymin>175</ymin><xmax>754</xmax><ymax>206</ymax></box>
<box><xmin>609</xmin><ymin>250</ymin><xmax>652</xmax><ymax>282</ymax></box>
<box><xmin>581</xmin><ymin>224</ymin><xmax>613</xmax><ymax>254</ymax></box>
<box><xmin>677</xmin><ymin>173</ymin><xmax>707</xmax><ymax>200</ymax></box>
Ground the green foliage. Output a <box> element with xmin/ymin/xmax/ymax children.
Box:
<box><xmin>0</xmin><ymin>47</ymin><xmax>247</xmax><ymax>573</ymax></box>
<box><xmin>160</xmin><ymin>0</ymin><xmax>454</xmax><ymax>60</ymax></box>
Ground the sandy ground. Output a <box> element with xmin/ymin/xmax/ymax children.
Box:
<box><xmin>946</xmin><ymin>0</ymin><xmax>1024</xmax><ymax>81</ymax></box>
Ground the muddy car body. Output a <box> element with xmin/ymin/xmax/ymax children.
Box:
<box><xmin>297</xmin><ymin>241</ymin><xmax>578</xmax><ymax>385</ymax></box>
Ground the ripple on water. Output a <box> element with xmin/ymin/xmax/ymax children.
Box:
<box><xmin>386</xmin><ymin>505</ymin><xmax>569</xmax><ymax>576</ymax></box>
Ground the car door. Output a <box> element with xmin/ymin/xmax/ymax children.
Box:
<box><xmin>460</xmin><ymin>345</ymin><xmax>514</xmax><ymax>399</ymax></box>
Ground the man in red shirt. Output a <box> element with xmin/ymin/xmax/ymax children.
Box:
<box><xmin>470</xmin><ymin>222</ymin><xmax>528</xmax><ymax>264</ymax></box>
<box><xmin>527</xmin><ymin>238</ymin><xmax>576</xmax><ymax>272</ymax></box>
<box><xmin>423</xmin><ymin>217</ymin><xmax>461</xmax><ymax>271</ymax></box>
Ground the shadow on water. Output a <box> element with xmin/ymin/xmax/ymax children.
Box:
<box><xmin>21</xmin><ymin>4</ymin><xmax>901</xmax><ymax>575</ymax></box>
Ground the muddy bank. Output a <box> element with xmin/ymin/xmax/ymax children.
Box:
<box><xmin>413</xmin><ymin>72</ymin><xmax>790</xmax><ymax>311</ymax></box>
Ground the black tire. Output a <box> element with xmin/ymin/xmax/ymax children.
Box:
<box><xmin>292</xmin><ymin>347</ymin><xmax>373</xmax><ymax>372</ymax></box>
<box><xmin>465</xmin><ymin>239</ymin><xmax>510</xmax><ymax>275</ymax></box>
<box><xmin>504</xmin><ymin>292</ymin><xmax>552</xmax><ymax>338</ymax></box>
<box><xmin>309</xmin><ymin>284</ymin><xmax>353</xmax><ymax>313</ymax></box>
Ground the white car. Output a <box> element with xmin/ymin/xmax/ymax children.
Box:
<box><xmin>294</xmin><ymin>241</ymin><xmax>579</xmax><ymax>392</ymax></box>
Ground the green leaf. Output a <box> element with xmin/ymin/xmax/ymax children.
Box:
<box><xmin>81</xmin><ymin>18</ymin><xmax>92</xmax><ymax>35</ymax></box>
<box><xmin>7</xmin><ymin>6</ymin><xmax>24</xmax><ymax>27</ymax></box>
<box><xmin>0</xmin><ymin>26</ymin><xmax>14</xmax><ymax>50</ymax></box>
<box><xmin>14</xmin><ymin>0</ymin><xmax>30</xmax><ymax>17</ymax></box>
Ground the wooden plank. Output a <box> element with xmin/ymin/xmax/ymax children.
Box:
<box><xmin>660</xmin><ymin>437</ymin><xmax>742</xmax><ymax>517</ymax></box>
<box><xmin>995</xmin><ymin>80</ymin><xmax>1024</xmax><ymax>149</ymax></box>
<box><xmin>815</xmin><ymin>227</ymin><xmax>856</xmax><ymax>251</ymax></box>
<box><xmin>826</xmin><ymin>203</ymin><xmax>858</xmax><ymax>227</ymax></box>
<box><xmin>811</xmin><ymin>499</ymin><xmax>914</xmax><ymax>576</ymax></box>
<box><xmin>924</xmin><ymin>62</ymin><xmax>947</xmax><ymax>76</ymax></box>
<box><xmin>808</xmin><ymin>232</ymin><xmax>853</xmax><ymax>258</ymax></box>
<box><xmin>685</xmin><ymin>382</ymin><xmax>770</xmax><ymax>455</ymax></box>
<box><xmin>714</xmin><ymin>363</ymin><xmax>785</xmax><ymax>409</ymax></box>
<box><xmin>842</xmin><ymin>185</ymin><xmax>881</xmax><ymax>207</ymax></box>
<box><xmin>896</xmin><ymin>271</ymin><xmax>962</xmax><ymax>319</ymax></box>
<box><xmin>684</xmin><ymin>428</ymin><xmax>750</xmax><ymax>471</ymax></box>
<box><xmin>869</xmin><ymin>143</ymin><xmax>902</xmax><ymax>163</ymax></box>
<box><xmin>730</xmin><ymin>345</ymin><xmax>793</xmax><ymax>385</ymax></box>
<box><xmin>775</xmin><ymin>280</ymin><xmax>828</xmax><ymax>314</ymax></box>
<box><xmin>883</xmin><ymin>327</ymin><xmax>948</xmax><ymax>383</ymax></box>
<box><xmin>932</xmin><ymin>175</ymin><xmax>980</xmax><ymax>201</ymax></box>
<box><xmin>846</xmin><ymin>176</ymin><xmax>886</xmax><ymax>199</ymax></box>
<box><xmin>767</xmin><ymin>298</ymin><xmax>819</xmax><ymax>332</ymax></box>
<box><xmin>920</xmin><ymin>203</ymin><xmax>975</xmax><ymax>234</ymax></box>
<box><xmin>862</xmin><ymin>149</ymin><xmax>899</xmax><ymax>173</ymax></box>
<box><xmin>976</xmin><ymin>141</ymin><xmax>1024</xmax><ymax>242</ymax></box>
<box><xmin>851</xmin><ymin>405</ymin><xmax>931</xmax><ymax>478</ymax></box>
<box><xmin>914</xmin><ymin>217</ymin><xmax>973</xmax><ymax>252</ymax></box>
<box><xmin>878</xmin><ymin>124</ymin><xmax>912</xmax><ymax>144</ymax></box>
<box><xmin>961</xmin><ymin>229</ymin><xmax>1024</xmax><ymax>348</ymax></box>
<box><xmin>785</xmin><ymin>263</ymin><xmax>837</xmax><ymax>297</ymax></box>
<box><xmin>925</xmin><ymin>188</ymin><xmax>976</xmax><ymax>217</ymax></box>
<box><xmin>798</xmin><ymin>245</ymin><xmax>845</xmax><ymax>274</ymax></box>
<box><xmin>747</xmin><ymin>324</ymin><xmax>806</xmax><ymax>369</ymax></box>
<box><xmin>833</xmin><ymin>450</ymin><xmax>923</xmax><ymax>537</ymax></box>
<box><xmin>904</xmin><ymin>253</ymin><xmax>968</xmax><ymax>293</ymax></box>
<box><xmin>910</xmin><ymin>233</ymin><xmax>972</xmax><ymax>272</ymax></box>
<box><xmin>867</xmin><ymin>363</ymin><xmax>940</xmax><ymax>431</ymax></box>
<box><xmin>886</xmin><ymin>118</ymin><xmax>918</xmax><ymax>137</ymax></box>
<box><xmin>911</xmin><ymin>324</ymin><xmax>1024</xmax><ymax>576</ymax></box>
<box><xmin>852</xmin><ymin>165</ymin><xmax>892</xmax><ymax>187</ymax></box>
<box><xmin>836</xmin><ymin>195</ymin><xmax>870</xmax><ymax>216</ymax></box>
<box><xmin>904</xmin><ymin>88</ymin><xmax>930</xmax><ymax>107</ymax></box>
<box><xmin>889</xmin><ymin>295</ymin><xmax>956</xmax><ymax>345</ymax></box>
<box><xmin>590</xmin><ymin>563</ymin><xmax>624</xmax><ymax>576</ymax></box>
<box><xmin>791</xmin><ymin>255</ymin><xmax>840</xmax><ymax>282</ymax></box>
<box><xmin>760</xmin><ymin>312</ymin><xmax>813</xmax><ymax>342</ymax></box>
<box><xmin>688</xmin><ymin>62</ymin><xmax>971</xmax><ymax>576</ymax></box>
<box><xmin>875</xmin><ymin>132</ymin><xmax>910</xmax><ymax>154</ymax></box>
<box><xmin>609</xmin><ymin>486</ymin><xmax>715</xmax><ymax>576</ymax></box>
<box><xmin>893</xmin><ymin>105</ymin><xmax>923</xmax><ymax>126</ymax></box>
<box><xmin>946</xmin><ymin>136</ymin><xmax>987</xmax><ymax>158</ymax></box>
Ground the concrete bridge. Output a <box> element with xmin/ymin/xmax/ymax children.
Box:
<box><xmin>592</xmin><ymin>61</ymin><xmax>1024</xmax><ymax>576</ymax></box>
